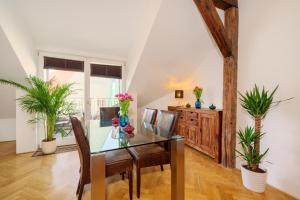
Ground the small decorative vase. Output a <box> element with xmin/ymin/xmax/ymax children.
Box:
<box><xmin>119</xmin><ymin>114</ymin><xmax>129</xmax><ymax>127</ymax></box>
<box><xmin>195</xmin><ymin>99</ymin><xmax>201</xmax><ymax>109</ymax></box>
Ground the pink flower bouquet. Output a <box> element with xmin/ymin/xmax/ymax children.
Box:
<box><xmin>115</xmin><ymin>93</ymin><xmax>134</xmax><ymax>116</ymax></box>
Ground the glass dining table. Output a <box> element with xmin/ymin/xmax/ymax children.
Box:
<box><xmin>87</xmin><ymin>120</ymin><xmax>185</xmax><ymax>200</ymax></box>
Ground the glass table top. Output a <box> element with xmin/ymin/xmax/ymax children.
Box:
<box><xmin>87</xmin><ymin>120</ymin><xmax>183</xmax><ymax>154</ymax></box>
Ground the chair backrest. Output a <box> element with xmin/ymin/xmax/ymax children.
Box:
<box><xmin>156</xmin><ymin>110</ymin><xmax>178</xmax><ymax>138</ymax></box>
<box><xmin>142</xmin><ymin>108</ymin><xmax>158</xmax><ymax>125</ymax></box>
<box><xmin>100</xmin><ymin>107</ymin><xmax>120</xmax><ymax>127</ymax></box>
<box><xmin>70</xmin><ymin>117</ymin><xmax>90</xmax><ymax>178</ymax></box>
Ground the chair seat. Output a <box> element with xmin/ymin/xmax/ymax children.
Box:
<box><xmin>105</xmin><ymin>149</ymin><xmax>133</xmax><ymax>177</ymax></box>
<box><xmin>128</xmin><ymin>144</ymin><xmax>169</xmax><ymax>161</ymax></box>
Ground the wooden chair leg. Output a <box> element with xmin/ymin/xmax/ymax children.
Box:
<box><xmin>128</xmin><ymin>170</ymin><xmax>133</xmax><ymax>200</ymax></box>
<box><xmin>78</xmin><ymin>182</ymin><xmax>84</xmax><ymax>200</ymax></box>
<box><xmin>160</xmin><ymin>165</ymin><xmax>164</xmax><ymax>171</ymax></box>
<box><xmin>76</xmin><ymin>180</ymin><xmax>80</xmax><ymax>195</ymax></box>
<box><xmin>121</xmin><ymin>172</ymin><xmax>125</xmax><ymax>180</ymax></box>
<box><xmin>136</xmin><ymin>166</ymin><xmax>141</xmax><ymax>198</ymax></box>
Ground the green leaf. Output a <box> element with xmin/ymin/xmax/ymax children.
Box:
<box><xmin>0</xmin><ymin>76</ymin><xmax>75</xmax><ymax>140</ymax></box>
<box><xmin>236</xmin><ymin>126</ymin><xmax>269</xmax><ymax>167</ymax></box>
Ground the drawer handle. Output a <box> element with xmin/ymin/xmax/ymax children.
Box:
<box><xmin>190</xmin><ymin>119</ymin><xmax>194</xmax><ymax>121</ymax></box>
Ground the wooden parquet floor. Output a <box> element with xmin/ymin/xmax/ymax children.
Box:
<box><xmin>0</xmin><ymin>141</ymin><xmax>295</xmax><ymax>200</ymax></box>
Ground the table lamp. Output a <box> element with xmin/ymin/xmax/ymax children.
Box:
<box><xmin>175</xmin><ymin>90</ymin><xmax>184</xmax><ymax>106</ymax></box>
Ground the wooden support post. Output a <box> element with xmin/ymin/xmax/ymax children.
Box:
<box><xmin>222</xmin><ymin>7</ymin><xmax>238</xmax><ymax>168</ymax></box>
<box><xmin>193</xmin><ymin>0</ymin><xmax>239</xmax><ymax>168</ymax></box>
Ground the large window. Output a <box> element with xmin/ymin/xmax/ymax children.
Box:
<box><xmin>44</xmin><ymin>69</ymin><xmax>85</xmax><ymax>116</ymax></box>
<box><xmin>90</xmin><ymin>76</ymin><xmax>121</xmax><ymax>120</ymax></box>
<box><xmin>90</xmin><ymin>63</ymin><xmax>122</xmax><ymax>120</ymax></box>
<box><xmin>43</xmin><ymin>56</ymin><xmax>123</xmax><ymax>122</ymax></box>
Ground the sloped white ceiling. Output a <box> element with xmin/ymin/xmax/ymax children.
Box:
<box><xmin>8</xmin><ymin>0</ymin><xmax>160</xmax><ymax>61</ymax></box>
<box><xmin>128</xmin><ymin>0</ymin><xmax>222</xmax><ymax>106</ymax></box>
<box><xmin>0</xmin><ymin>0</ymin><xmax>224</xmax><ymax>110</ymax></box>
<box><xmin>0</xmin><ymin>27</ymin><xmax>27</xmax><ymax>118</ymax></box>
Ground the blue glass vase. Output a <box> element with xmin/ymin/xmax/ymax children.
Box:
<box><xmin>195</xmin><ymin>99</ymin><xmax>201</xmax><ymax>109</ymax></box>
<box><xmin>119</xmin><ymin>114</ymin><xmax>129</xmax><ymax>127</ymax></box>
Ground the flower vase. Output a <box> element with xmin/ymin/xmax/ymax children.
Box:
<box><xmin>195</xmin><ymin>99</ymin><xmax>201</xmax><ymax>109</ymax></box>
<box><xmin>119</xmin><ymin>114</ymin><xmax>129</xmax><ymax>127</ymax></box>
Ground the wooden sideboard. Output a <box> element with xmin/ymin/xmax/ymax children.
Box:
<box><xmin>168</xmin><ymin>106</ymin><xmax>222</xmax><ymax>163</ymax></box>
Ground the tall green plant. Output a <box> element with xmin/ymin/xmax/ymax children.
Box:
<box><xmin>0</xmin><ymin>76</ymin><xmax>74</xmax><ymax>141</ymax></box>
<box><xmin>236</xmin><ymin>126</ymin><xmax>269</xmax><ymax>171</ymax></box>
<box><xmin>239</xmin><ymin>85</ymin><xmax>278</xmax><ymax>152</ymax></box>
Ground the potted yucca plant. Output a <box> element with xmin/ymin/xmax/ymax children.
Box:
<box><xmin>236</xmin><ymin>126</ymin><xmax>268</xmax><ymax>192</ymax></box>
<box><xmin>238</xmin><ymin>85</ymin><xmax>290</xmax><ymax>192</ymax></box>
<box><xmin>239</xmin><ymin>85</ymin><xmax>279</xmax><ymax>156</ymax></box>
<box><xmin>0</xmin><ymin>76</ymin><xmax>74</xmax><ymax>154</ymax></box>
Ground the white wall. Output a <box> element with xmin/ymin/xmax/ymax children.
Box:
<box><xmin>128</xmin><ymin>0</ymin><xmax>223</xmax><ymax>107</ymax></box>
<box><xmin>140</xmin><ymin>0</ymin><xmax>300</xmax><ymax>198</ymax></box>
<box><xmin>0</xmin><ymin>1</ymin><xmax>38</xmax><ymax>152</ymax></box>
<box><xmin>0</xmin><ymin>118</ymin><xmax>16</xmax><ymax>142</ymax></box>
<box><xmin>126</xmin><ymin>0</ymin><xmax>162</xmax><ymax>91</ymax></box>
<box><xmin>0</xmin><ymin>1</ymin><xmax>37</xmax><ymax>75</ymax></box>
<box><xmin>0</xmin><ymin>86</ymin><xmax>16</xmax><ymax>118</ymax></box>
<box><xmin>0</xmin><ymin>27</ymin><xmax>27</xmax><ymax>123</ymax></box>
<box><xmin>237</xmin><ymin>0</ymin><xmax>300</xmax><ymax>198</ymax></box>
<box><xmin>140</xmin><ymin>48</ymin><xmax>223</xmax><ymax>121</ymax></box>
<box><xmin>15</xmin><ymin>89</ymin><xmax>37</xmax><ymax>153</ymax></box>
<box><xmin>129</xmin><ymin>93</ymin><xmax>138</xmax><ymax>130</ymax></box>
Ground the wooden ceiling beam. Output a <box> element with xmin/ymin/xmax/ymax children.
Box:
<box><xmin>193</xmin><ymin>0</ymin><xmax>232</xmax><ymax>58</ymax></box>
<box><xmin>212</xmin><ymin>0</ymin><xmax>238</xmax><ymax>10</ymax></box>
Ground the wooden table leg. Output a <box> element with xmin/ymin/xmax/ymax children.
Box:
<box><xmin>91</xmin><ymin>153</ymin><xmax>106</xmax><ymax>200</ymax></box>
<box><xmin>171</xmin><ymin>138</ymin><xmax>185</xmax><ymax>200</ymax></box>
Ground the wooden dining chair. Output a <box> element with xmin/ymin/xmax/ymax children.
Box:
<box><xmin>70</xmin><ymin>117</ymin><xmax>134</xmax><ymax>200</ymax></box>
<box><xmin>127</xmin><ymin>110</ymin><xmax>178</xmax><ymax>198</ymax></box>
<box><xmin>141</xmin><ymin>108</ymin><xmax>158</xmax><ymax>125</ymax></box>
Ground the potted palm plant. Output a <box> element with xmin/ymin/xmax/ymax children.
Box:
<box><xmin>0</xmin><ymin>76</ymin><xmax>74</xmax><ymax>154</ymax></box>
<box><xmin>238</xmin><ymin>85</ymin><xmax>290</xmax><ymax>192</ymax></box>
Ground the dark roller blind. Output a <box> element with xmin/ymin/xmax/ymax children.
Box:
<box><xmin>90</xmin><ymin>63</ymin><xmax>122</xmax><ymax>79</ymax></box>
<box><xmin>44</xmin><ymin>56</ymin><xmax>84</xmax><ymax>72</ymax></box>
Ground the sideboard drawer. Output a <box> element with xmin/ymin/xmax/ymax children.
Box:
<box><xmin>177</xmin><ymin>109</ymin><xmax>186</xmax><ymax>122</ymax></box>
<box><xmin>186</xmin><ymin>117</ymin><xmax>198</xmax><ymax>126</ymax></box>
<box><xmin>178</xmin><ymin>109</ymin><xmax>185</xmax><ymax>116</ymax></box>
<box><xmin>186</xmin><ymin>111</ymin><xmax>198</xmax><ymax>119</ymax></box>
<box><xmin>178</xmin><ymin>115</ymin><xmax>186</xmax><ymax>122</ymax></box>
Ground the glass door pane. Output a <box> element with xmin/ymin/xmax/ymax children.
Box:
<box><xmin>90</xmin><ymin>76</ymin><xmax>121</xmax><ymax>126</ymax></box>
<box><xmin>44</xmin><ymin>69</ymin><xmax>84</xmax><ymax>145</ymax></box>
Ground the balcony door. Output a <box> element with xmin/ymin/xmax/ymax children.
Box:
<box><xmin>41</xmin><ymin>54</ymin><xmax>123</xmax><ymax>146</ymax></box>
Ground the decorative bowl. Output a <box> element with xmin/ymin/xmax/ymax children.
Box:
<box><xmin>209</xmin><ymin>104</ymin><xmax>216</xmax><ymax>110</ymax></box>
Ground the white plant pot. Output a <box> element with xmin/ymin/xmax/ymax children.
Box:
<box><xmin>41</xmin><ymin>139</ymin><xmax>57</xmax><ymax>154</ymax></box>
<box><xmin>241</xmin><ymin>165</ymin><xmax>267</xmax><ymax>193</ymax></box>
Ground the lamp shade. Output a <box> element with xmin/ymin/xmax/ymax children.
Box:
<box><xmin>175</xmin><ymin>90</ymin><xmax>184</xmax><ymax>98</ymax></box>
